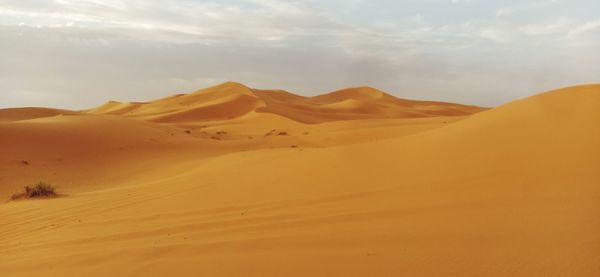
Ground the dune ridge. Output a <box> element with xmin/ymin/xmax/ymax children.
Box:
<box><xmin>0</xmin><ymin>107</ymin><xmax>79</xmax><ymax>122</ymax></box>
<box><xmin>0</xmin><ymin>84</ymin><xmax>598</xmax><ymax>277</ymax></box>
<box><xmin>85</xmin><ymin>82</ymin><xmax>487</xmax><ymax>123</ymax></box>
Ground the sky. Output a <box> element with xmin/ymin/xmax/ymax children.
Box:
<box><xmin>0</xmin><ymin>0</ymin><xmax>599</xmax><ymax>109</ymax></box>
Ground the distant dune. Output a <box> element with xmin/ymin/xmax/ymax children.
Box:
<box><xmin>0</xmin><ymin>107</ymin><xmax>79</xmax><ymax>122</ymax></box>
<box><xmin>85</xmin><ymin>82</ymin><xmax>487</xmax><ymax>123</ymax></box>
<box><xmin>0</xmin><ymin>83</ymin><xmax>598</xmax><ymax>277</ymax></box>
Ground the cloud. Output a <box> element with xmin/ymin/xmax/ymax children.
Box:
<box><xmin>495</xmin><ymin>8</ymin><xmax>512</xmax><ymax>18</ymax></box>
<box><xmin>495</xmin><ymin>0</ymin><xmax>563</xmax><ymax>18</ymax></box>
<box><xmin>519</xmin><ymin>17</ymin><xmax>570</xmax><ymax>35</ymax></box>
<box><xmin>480</xmin><ymin>28</ymin><xmax>512</xmax><ymax>43</ymax></box>
<box><xmin>0</xmin><ymin>0</ymin><xmax>599</xmax><ymax>109</ymax></box>
<box><xmin>567</xmin><ymin>19</ymin><xmax>600</xmax><ymax>38</ymax></box>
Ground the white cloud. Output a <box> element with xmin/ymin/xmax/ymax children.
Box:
<box><xmin>480</xmin><ymin>28</ymin><xmax>511</xmax><ymax>43</ymax></box>
<box><xmin>495</xmin><ymin>8</ymin><xmax>512</xmax><ymax>18</ymax></box>
<box><xmin>519</xmin><ymin>17</ymin><xmax>570</xmax><ymax>35</ymax></box>
<box><xmin>567</xmin><ymin>19</ymin><xmax>600</xmax><ymax>38</ymax></box>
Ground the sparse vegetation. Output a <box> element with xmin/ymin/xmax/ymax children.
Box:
<box><xmin>263</xmin><ymin>129</ymin><xmax>290</xmax><ymax>137</ymax></box>
<box><xmin>10</xmin><ymin>181</ymin><xmax>58</xmax><ymax>200</ymax></box>
<box><xmin>264</xmin><ymin>129</ymin><xmax>277</xmax><ymax>137</ymax></box>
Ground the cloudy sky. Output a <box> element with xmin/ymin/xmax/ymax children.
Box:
<box><xmin>1</xmin><ymin>0</ymin><xmax>599</xmax><ymax>109</ymax></box>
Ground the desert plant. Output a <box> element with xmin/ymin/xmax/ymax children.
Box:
<box><xmin>26</xmin><ymin>182</ymin><xmax>56</xmax><ymax>197</ymax></box>
<box><xmin>11</xmin><ymin>181</ymin><xmax>57</xmax><ymax>200</ymax></box>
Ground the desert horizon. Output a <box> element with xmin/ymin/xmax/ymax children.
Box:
<box><xmin>1</xmin><ymin>81</ymin><xmax>490</xmax><ymax>116</ymax></box>
<box><xmin>2</xmin><ymin>0</ymin><xmax>600</xmax><ymax>276</ymax></box>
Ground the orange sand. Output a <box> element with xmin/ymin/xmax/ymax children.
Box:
<box><xmin>0</xmin><ymin>83</ymin><xmax>598</xmax><ymax>276</ymax></box>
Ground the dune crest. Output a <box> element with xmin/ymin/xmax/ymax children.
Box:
<box><xmin>0</xmin><ymin>107</ymin><xmax>79</xmax><ymax>122</ymax></box>
<box><xmin>84</xmin><ymin>82</ymin><xmax>487</xmax><ymax>123</ymax></box>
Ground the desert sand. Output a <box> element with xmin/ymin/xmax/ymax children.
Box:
<box><xmin>0</xmin><ymin>82</ymin><xmax>598</xmax><ymax>276</ymax></box>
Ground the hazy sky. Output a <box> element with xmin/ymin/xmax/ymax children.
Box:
<box><xmin>1</xmin><ymin>0</ymin><xmax>599</xmax><ymax>109</ymax></box>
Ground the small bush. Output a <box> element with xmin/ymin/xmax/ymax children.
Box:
<box><xmin>11</xmin><ymin>182</ymin><xmax>57</xmax><ymax>200</ymax></box>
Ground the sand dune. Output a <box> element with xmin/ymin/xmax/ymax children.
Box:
<box><xmin>87</xmin><ymin>82</ymin><xmax>262</xmax><ymax>121</ymax></box>
<box><xmin>0</xmin><ymin>84</ymin><xmax>598</xmax><ymax>276</ymax></box>
<box><xmin>85</xmin><ymin>82</ymin><xmax>487</xmax><ymax>123</ymax></box>
<box><xmin>0</xmin><ymin>107</ymin><xmax>79</xmax><ymax>122</ymax></box>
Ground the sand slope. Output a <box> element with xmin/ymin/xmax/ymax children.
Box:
<box><xmin>0</xmin><ymin>84</ymin><xmax>598</xmax><ymax>276</ymax></box>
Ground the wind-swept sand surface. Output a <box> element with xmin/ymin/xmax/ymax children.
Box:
<box><xmin>0</xmin><ymin>83</ymin><xmax>598</xmax><ymax>276</ymax></box>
